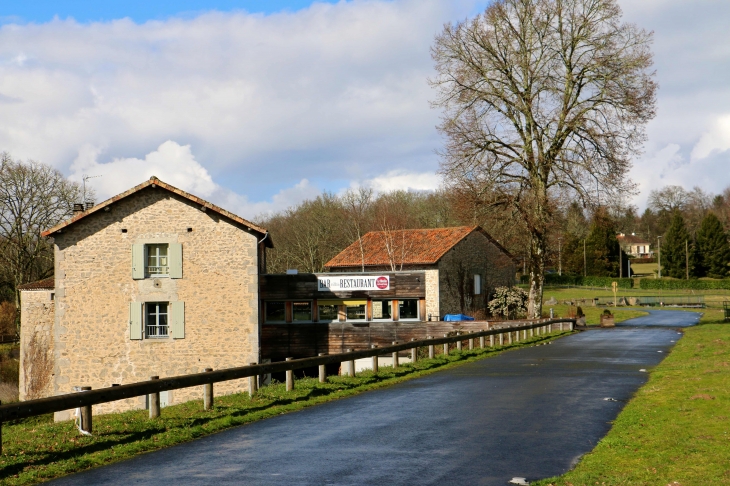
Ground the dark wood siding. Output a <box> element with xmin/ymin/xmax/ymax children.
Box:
<box><xmin>260</xmin><ymin>272</ymin><xmax>426</xmax><ymax>300</ymax></box>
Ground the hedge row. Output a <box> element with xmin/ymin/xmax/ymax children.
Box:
<box><xmin>519</xmin><ymin>274</ymin><xmax>634</xmax><ymax>288</ymax></box>
<box><xmin>638</xmin><ymin>278</ymin><xmax>730</xmax><ymax>290</ymax></box>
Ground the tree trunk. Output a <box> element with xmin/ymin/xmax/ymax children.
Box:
<box><xmin>527</xmin><ymin>231</ymin><xmax>546</xmax><ymax>319</ymax></box>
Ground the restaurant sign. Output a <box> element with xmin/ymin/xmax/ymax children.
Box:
<box><xmin>318</xmin><ymin>276</ymin><xmax>390</xmax><ymax>292</ymax></box>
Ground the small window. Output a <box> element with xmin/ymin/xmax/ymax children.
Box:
<box><xmin>146</xmin><ymin>302</ymin><xmax>169</xmax><ymax>338</ymax></box>
<box><xmin>399</xmin><ymin>299</ymin><xmax>419</xmax><ymax>320</ymax></box>
<box><xmin>346</xmin><ymin>304</ymin><xmax>366</xmax><ymax>321</ymax></box>
<box><xmin>474</xmin><ymin>274</ymin><xmax>482</xmax><ymax>295</ymax></box>
<box><xmin>292</xmin><ymin>301</ymin><xmax>312</xmax><ymax>322</ymax></box>
<box><xmin>318</xmin><ymin>304</ymin><xmax>339</xmax><ymax>322</ymax></box>
<box><xmin>265</xmin><ymin>301</ymin><xmax>286</xmax><ymax>323</ymax></box>
<box><xmin>146</xmin><ymin>244</ymin><xmax>169</xmax><ymax>277</ymax></box>
<box><xmin>372</xmin><ymin>300</ymin><xmax>392</xmax><ymax>320</ymax></box>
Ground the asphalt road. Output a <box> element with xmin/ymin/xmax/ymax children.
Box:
<box><xmin>49</xmin><ymin>311</ymin><xmax>697</xmax><ymax>486</ymax></box>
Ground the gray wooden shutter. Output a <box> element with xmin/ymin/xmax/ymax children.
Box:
<box><xmin>130</xmin><ymin>302</ymin><xmax>143</xmax><ymax>340</ymax></box>
<box><xmin>169</xmin><ymin>243</ymin><xmax>183</xmax><ymax>279</ymax></box>
<box><xmin>132</xmin><ymin>244</ymin><xmax>145</xmax><ymax>279</ymax></box>
<box><xmin>171</xmin><ymin>301</ymin><xmax>185</xmax><ymax>339</ymax></box>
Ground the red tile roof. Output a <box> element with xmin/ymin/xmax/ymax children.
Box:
<box><xmin>17</xmin><ymin>277</ymin><xmax>55</xmax><ymax>290</ymax></box>
<box><xmin>617</xmin><ymin>233</ymin><xmax>650</xmax><ymax>245</ymax></box>
<box><xmin>41</xmin><ymin>176</ymin><xmax>272</xmax><ymax>247</ymax></box>
<box><xmin>325</xmin><ymin>226</ymin><xmax>513</xmax><ymax>268</ymax></box>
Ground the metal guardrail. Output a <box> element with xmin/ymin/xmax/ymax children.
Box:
<box><xmin>0</xmin><ymin>318</ymin><xmax>575</xmax><ymax>453</ymax></box>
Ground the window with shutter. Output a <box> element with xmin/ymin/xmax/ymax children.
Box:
<box><xmin>132</xmin><ymin>244</ymin><xmax>145</xmax><ymax>279</ymax></box>
<box><xmin>169</xmin><ymin>243</ymin><xmax>183</xmax><ymax>279</ymax></box>
<box><xmin>129</xmin><ymin>302</ymin><xmax>143</xmax><ymax>340</ymax></box>
<box><xmin>171</xmin><ymin>301</ymin><xmax>185</xmax><ymax>339</ymax></box>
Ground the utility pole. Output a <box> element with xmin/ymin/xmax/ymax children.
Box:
<box><xmin>558</xmin><ymin>237</ymin><xmax>562</xmax><ymax>276</ymax></box>
<box><xmin>657</xmin><ymin>236</ymin><xmax>662</xmax><ymax>279</ymax></box>
<box><xmin>619</xmin><ymin>246</ymin><xmax>623</xmax><ymax>279</ymax></box>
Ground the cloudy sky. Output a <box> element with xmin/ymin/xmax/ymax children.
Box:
<box><xmin>1</xmin><ymin>0</ymin><xmax>729</xmax><ymax>218</ymax></box>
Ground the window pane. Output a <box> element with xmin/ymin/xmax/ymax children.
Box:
<box><xmin>292</xmin><ymin>302</ymin><xmax>312</xmax><ymax>322</ymax></box>
<box><xmin>146</xmin><ymin>244</ymin><xmax>170</xmax><ymax>276</ymax></box>
<box><xmin>265</xmin><ymin>301</ymin><xmax>286</xmax><ymax>322</ymax></box>
<box><xmin>399</xmin><ymin>300</ymin><xmax>418</xmax><ymax>320</ymax></box>
<box><xmin>146</xmin><ymin>302</ymin><xmax>169</xmax><ymax>337</ymax></box>
<box><xmin>318</xmin><ymin>304</ymin><xmax>339</xmax><ymax>321</ymax></box>
<box><xmin>346</xmin><ymin>304</ymin><xmax>366</xmax><ymax>321</ymax></box>
<box><xmin>372</xmin><ymin>300</ymin><xmax>392</xmax><ymax>319</ymax></box>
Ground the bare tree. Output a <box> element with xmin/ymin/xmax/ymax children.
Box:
<box><xmin>0</xmin><ymin>153</ymin><xmax>82</xmax><ymax>307</ymax></box>
<box><xmin>342</xmin><ymin>188</ymin><xmax>373</xmax><ymax>272</ymax></box>
<box><xmin>431</xmin><ymin>0</ymin><xmax>656</xmax><ymax>317</ymax></box>
<box><xmin>648</xmin><ymin>185</ymin><xmax>689</xmax><ymax>213</ymax></box>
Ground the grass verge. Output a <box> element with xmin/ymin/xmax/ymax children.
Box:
<box><xmin>0</xmin><ymin>331</ymin><xmax>570</xmax><ymax>485</ymax></box>
<box><xmin>535</xmin><ymin>308</ymin><xmax>730</xmax><ymax>485</ymax></box>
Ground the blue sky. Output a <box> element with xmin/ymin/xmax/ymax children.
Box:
<box><xmin>1</xmin><ymin>1</ymin><xmax>346</xmax><ymax>24</ymax></box>
<box><xmin>0</xmin><ymin>0</ymin><xmax>729</xmax><ymax>217</ymax></box>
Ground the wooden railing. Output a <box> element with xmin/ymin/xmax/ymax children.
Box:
<box><xmin>0</xmin><ymin>318</ymin><xmax>575</xmax><ymax>454</ymax></box>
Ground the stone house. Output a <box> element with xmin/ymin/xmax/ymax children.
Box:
<box><xmin>323</xmin><ymin>226</ymin><xmax>516</xmax><ymax>320</ymax></box>
<box><xmin>19</xmin><ymin>176</ymin><xmax>272</xmax><ymax>419</ymax></box>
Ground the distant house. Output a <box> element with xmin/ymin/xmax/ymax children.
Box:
<box><xmin>19</xmin><ymin>177</ymin><xmax>272</xmax><ymax>419</ymax></box>
<box><xmin>617</xmin><ymin>233</ymin><xmax>652</xmax><ymax>258</ymax></box>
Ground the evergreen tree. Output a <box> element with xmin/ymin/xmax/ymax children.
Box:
<box><xmin>695</xmin><ymin>212</ymin><xmax>730</xmax><ymax>278</ymax></box>
<box><xmin>661</xmin><ymin>211</ymin><xmax>694</xmax><ymax>279</ymax></box>
<box><xmin>583</xmin><ymin>210</ymin><xmax>628</xmax><ymax>277</ymax></box>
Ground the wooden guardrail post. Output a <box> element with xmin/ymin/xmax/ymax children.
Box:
<box><xmin>346</xmin><ymin>349</ymin><xmax>355</xmax><ymax>377</ymax></box>
<box><xmin>80</xmin><ymin>386</ymin><xmax>92</xmax><ymax>433</ymax></box>
<box><xmin>490</xmin><ymin>334</ymin><xmax>494</xmax><ymax>347</ymax></box>
<box><xmin>371</xmin><ymin>345</ymin><xmax>378</xmax><ymax>372</ymax></box>
<box><xmin>570</xmin><ymin>320</ymin><xmax>575</xmax><ymax>331</ymax></box>
<box><xmin>411</xmin><ymin>338</ymin><xmax>418</xmax><ymax>363</ymax></box>
<box><xmin>428</xmin><ymin>337</ymin><xmax>434</xmax><ymax>359</ymax></box>
<box><xmin>249</xmin><ymin>363</ymin><xmax>258</xmax><ymax>397</ymax></box>
<box><xmin>149</xmin><ymin>376</ymin><xmax>160</xmax><ymax>419</ymax></box>
<box><xmin>392</xmin><ymin>342</ymin><xmax>399</xmax><ymax>368</ymax></box>
<box><xmin>499</xmin><ymin>332</ymin><xmax>504</xmax><ymax>346</ymax></box>
<box><xmin>285</xmin><ymin>358</ymin><xmax>294</xmax><ymax>390</ymax></box>
<box><xmin>456</xmin><ymin>331</ymin><xmax>462</xmax><ymax>351</ymax></box>
<box><xmin>507</xmin><ymin>330</ymin><xmax>512</xmax><ymax>344</ymax></box>
<box><xmin>443</xmin><ymin>334</ymin><xmax>449</xmax><ymax>355</ymax></box>
<box><xmin>468</xmin><ymin>335</ymin><xmax>474</xmax><ymax>350</ymax></box>
<box><xmin>559</xmin><ymin>322</ymin><xmax>563</xmax><ymax>331</ymax></box>
<box><xmin>203</xmin><ymin>368</ymin><xmax>214</xmax><ymax>410</ymax></box>
<box><xmin>318</xmin><ymin>353</ymin><xmax>327</xmax><ymax>382</ymax></box>
<box><xmin>479</xmin><ymin>332</ymin><xmax>485</xmax><ymax>348</ymax></box>
<box><xmin>522</xmin><ymin>329</ymin><xmax>527</xmax><ymax>340</ymax></box>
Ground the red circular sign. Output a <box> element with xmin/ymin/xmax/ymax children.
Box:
<box><xmin>376</xmin><ymin>277</ymin><xmax>389</xmax><ymax>289</ymax></box>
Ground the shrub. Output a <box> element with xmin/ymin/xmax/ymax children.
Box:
<box><xmin>638</xmin><ymin>279</ymin><xmax>730</xmax><ymax>290</ymax></box>
<box><xmin>488</xmin><ymin>286</ymin><xmax>528</xmax><ymax>320</ymax></box>
<box><xmin>519</xmin><ymin>274</ymin><xmax>633</xmax><ymax>288</ymax></box>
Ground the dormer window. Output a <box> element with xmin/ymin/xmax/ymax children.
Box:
<box><xmin>146</xmin><ymin>244</ymin><xmax>169</xmax><ymax>277</ymax></box>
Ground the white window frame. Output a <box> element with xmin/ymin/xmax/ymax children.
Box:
<box><xmin>371</xmin><ymin>299</ymin><xmax>394</xmax><ymax>321</ymax></box>
<box><xmin>398</xmin><ymin>299</ymin><xmax>420</xmax><ymax>321</ymax></box>
<box><xmin>146</xmin><ymin>244</ymin><xmax>170</xmax><ymax>277</ymax></box>
<box><xmin>146</xmin><ymin>302</ymin><xmax>169</xmax><ymax>338</ymax></box>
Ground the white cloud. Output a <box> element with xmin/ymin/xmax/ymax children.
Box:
<box><xmin>353</xmin><ymin>169</ymin><xmax>441</xmax><ymax>193</ymax></box>
<box><xmin>690</xmin><ymin>115</ymin><xmax>730</xmax><ymax>162</ymax></box>
<box><xmin>69</xmin><ymin>140</ymin><xmax>322</xmax><ymax>219</ymax></box>
<box><xmin>0</xmin><ymin>0</ymin><xmax>474</xmax><ymax>205</ymax></box>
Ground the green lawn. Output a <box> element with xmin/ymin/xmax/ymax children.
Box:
<box><xmin>0</xmin><ymin>330</ymin><xmax>570</xmax><ymax>485</ymax></box>
<box><xmin>535</xmin><ymin>308</ymin><xmax>730</xmax><ymax>485</ymax></box>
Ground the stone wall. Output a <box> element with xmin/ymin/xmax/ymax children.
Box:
<box><xmin>424</xmin><ymin>269</ymin><xmax>440</xmax><ymax>320</ymax></box>
<box><xmin>19</xmin><ymin>290</ymin><xmax>55</xmax><ymax>401</ymax></box>
<box><xmin>437</xmin><ymin>231</ymin><xmax>515</xmax><ymax>317</ymax></box>
<box><xmin>48</xmin><ymin>187</ymin><xmax>260</xmax><ymax>419</ymax></box>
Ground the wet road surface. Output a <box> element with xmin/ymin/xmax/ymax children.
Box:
<box><xmin>616</xmin><ymin>309</ymin><xmax>701</xmax><ymax>327</ymax></box>
<box><xmin>49</xmin><ymin>311</ymin><xmax>698</xmax><ymax>486</ymax></box>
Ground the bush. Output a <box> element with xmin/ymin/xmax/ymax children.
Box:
<box><xmin>519</xmin><ymin>274</ymin><xmax>633</xmax><ymax>288</ymax></box>
<box><xmin>488</xmin><ymin>286</ymin><xmax>528</xmax><ymax>319</ymax></box>
<box><xmin>638</xmin><ymin>279</ymin><xmax>730</xmax><ymax>290</ymax></box>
